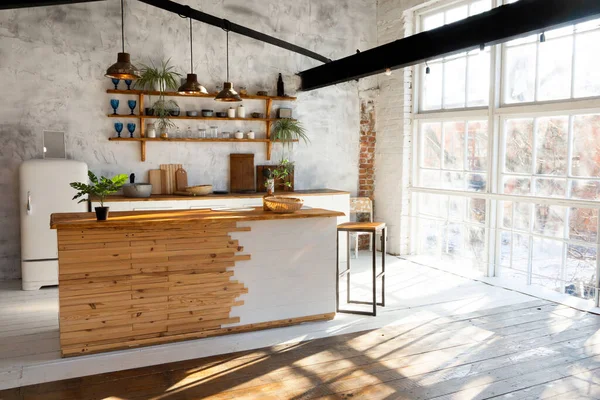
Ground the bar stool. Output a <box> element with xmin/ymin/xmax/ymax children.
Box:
<box><xmin>336</xmin><ymin>222</ymin><xmax>386</xmax><ymax>316</ymax></box>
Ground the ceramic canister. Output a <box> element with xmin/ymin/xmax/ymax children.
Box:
<box><xmin>247</xmin><ymin>130</ymin><xmax>255</xmax><ymax>139</ymax></box>
<box><xmin>235</xmin><ymin>130</ymin><xmax>244</xmax><ymax>139</ymax></box>
<box><xmin>237</xmin><ymin>104</ymin><xmax>246</xmax><ymax>118</ymax></box>
<box><xmin>227</xmin><ymin>107</ymin><xmax>236</xmax><ymax>118</ymax></box>
<box><xmin>146</xmin><ymin>123</ymin><xmax>156</xmax><ymax>138</ymax></box>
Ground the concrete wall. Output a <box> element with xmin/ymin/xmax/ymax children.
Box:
<box><xmin>0</xmin><ymin>0</ymin><xmax>376</xmax><ymax>280</ymax></box>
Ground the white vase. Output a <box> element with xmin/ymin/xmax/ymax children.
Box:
<box><xmin>154</xmin><ymin>79</ymin><xmax>166</xmax><ymax>92</ymax></box>
<box><xmin>237</xmin><ymin>104</ymin><xmax>246</xmax><ymax>118</ymax></box>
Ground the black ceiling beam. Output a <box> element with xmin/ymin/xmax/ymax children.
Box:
<box><xmin>299</xmin><ymin>0</ymin><xmax>600</xmax><ymax>91</ymax></box>
<box><xmin>138</xmin><ymin>0</ymin><xmax>332</xmax><ymax>64</ymax></box>
<box><xmin>0</xmin><ymin>0</ymin><xmax>104</xmax><ymax>9</ymax></box>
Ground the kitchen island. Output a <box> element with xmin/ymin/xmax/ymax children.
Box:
<box><xmin>51</xmin><ymin>207</ymin><xmax>343</xmax><ymax>357</ymax></box>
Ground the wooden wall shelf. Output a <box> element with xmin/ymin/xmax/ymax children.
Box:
<box><xmin>109</xmin><ymin>137</ymin><xmax>298</xmax><ymax>143</ymax></box>
<box><xmin>106</xmin><ymin>89</ymin><xmax>297</xmax><ymax>162</ymax></box>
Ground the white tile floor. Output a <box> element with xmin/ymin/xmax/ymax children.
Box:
<box><xmin>0</xmin><ymin>253</ymin><xmax>536</xmax><ymax>390</ymax></box>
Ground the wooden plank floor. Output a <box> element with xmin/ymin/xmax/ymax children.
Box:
<box><xmin>2</xmin><ymin>298</ymin><xmax>600</xmax><ymax>399</ymax></box>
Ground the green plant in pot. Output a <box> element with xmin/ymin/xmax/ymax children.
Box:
<box><xmin>270</xmin><ymin>119</ymin><xmax>309</xmax><ymax>147</ymax></box>
<box><xmin>70</xmin><ymin>171</ymin><xmax>128</xmax><ymax>221</ymax></box>
<box><xmin>264</xmin><ymin>159</ymin><xmax>295</xmax><ymax>192</ymax></box>
<box><xmin>135</xmin><ymin>58</ymin><xmax>181</xmax><ymax>136</ymax></box>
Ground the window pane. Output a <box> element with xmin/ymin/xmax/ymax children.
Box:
<box><xmin>443</xmin><ymin>122</ymin><xmax>465</xmax><ymax>169</ymax></box>
<box><xmin>448</xmin><ymin>196</ymin><xmax>465</xmax><ymax>221</ymax></box>
<box><xmin>502</xmin><ymin>202</ymin><xmax>513</xmax><ymax>229</ymax></box>
<box><xmin>574</xmin><ymin>31</ymin><xmax>600</xmax><ymax>98</ymax></box>
<box><xmin>443</xmin><ymin>223</ymin><xmax>464</xmax><ymax>258</ymax></box>
<box><xmin>443</xmin><ymin>57</ymin><xmax>467</xmax><ymax>108</ymax></box>
<box><xmin>537</xmin><ymin>37</ymin><xmax>573</xmax><ymax>101</ymax></box>
<box><xmin>419</xmin><ymin>220</ymin><xmax>440</xmax><ymax>256</ymax></box>
<box><xmin>531</xmin><ymin>238</ymin><xmax>563</xmax><ymax>285</ymax></box>
<box><xmin>569</xmin><ymin>208</ymin><xmax>598</xmax><ymax>243</ymax></box>
<box><xmin>533</xmin><ymin>204</ymin><xmax>565</xmax><ymax>238</ymax></box>
<box><xmin>445</xmin><ymin>5</ymin><xmax>468</xmax><ymax>24</ymax></box>
<box><xmin>570</xmin><ymin>180</ymin><xmax>600</xmax><ymax>201</ymax></box>
<box><xmin>467</xmin><ymin>121</ymin><xmax>488</xmax><ymax>171</ymax></box>
<box><xmin>500</xmin><ymin>231</ymin><xmax>511</xmax><ymax>267</ymax></box>
<box><xmin>469</xmin><ymin>0</ymin><xmax>491</xmax><ymax>16</ymax></box>
<box><xmin>442</xmin><ymin>171</ymin><xmax>465</xmax><ymax>190</ymax></box>
<box><xmin>422</xmin><ymin>63</ymin><xmax>442</xmax><ymax>110</ymax></box>
<box><xmin>535</xmin><ymin>117</ymin><xmax>568</xmax><ymax>176</ymax></box>
<box><xmin>505</xmin><ymin>119</ymin><xmax>533</xmax><ymax>173</ymax></box>
<box><xmin>565</xmin><ymin>244</ymin><xmax>597</xmax><ymax>299</ymax></box>
<box><xmin>466</xmin><ymin>197</ymin><xmax>486</xmax><ymax>225</ymax></box>
<box><xmin>534</xmin><ymin>178</ymin><xmax>567</xmax><ymax>198</ymax></box>
<box><xmin>422</xmin><ymin>122</ymin><xmax>442</xmax><ymax>168</ymax></box>
<box><xmin>504</xmin><ymin>43</ymin><xmax>536</xmax><ymax>103</ymax></box>
<box><xmin>503</xmin><ymin>176</ymin><xmax>531</xmax><ymax>195</ymax></box>
<box><xmin>514</xmin><ymin>202</ymin><xmax>531</xmax><ymax>231</ymax></box>
<box><xmin>512</xmin><ymin>233</ymin><xmax>530</xmax><ymax>272</ymax></box>
<box><xmin>420</xmin><ymin>170</ymin><xmax>441</xmax><ymax>188</ymax></box>
<box><xmin>423</xmin><ymin>12</ymin><xmax>444</xmax><ymax>31</ymax></box>
<box><xmin>467</xmin><ymin>53</ymin><xmax>490</xmax><ymax>107</ymax></box>
<box><xmin>572</xmin><ymin>114</ymin><xmax>600</xmax><ymax>178</ymax></box>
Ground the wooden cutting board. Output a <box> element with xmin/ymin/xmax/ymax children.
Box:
<box><xmin>148</xmin><ymin>170</ymin><xmax>162</xmax><ymax>195</ymax></box>
<box><xmin>230</xmin><ymin>154</ymin><xmax>255</xmax><ymax>193</ymax></box>
<box><xmin>175</xmin><ymin>168</ymin><xmax>188</xmax><ymax>192</ymax></box>
<box><xmin>160</xmin><ymin>164</ymin><xmax>182</xmax><ymax>195</ymax></box>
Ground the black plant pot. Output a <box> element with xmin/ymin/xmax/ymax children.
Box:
<box><xmin>95</xmin><ymin>207</ymin><xmax>109</xmax><ymax>221</ymax></box>
<box><xmin>144</xmin><ymin>107</ymin><xmax>154</xmax><ymax>116</ymax></box>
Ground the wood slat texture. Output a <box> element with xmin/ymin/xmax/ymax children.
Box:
<box><xmin>56</xmin><ymin>220</ymin><xmax>252</xmax><ymax>356</ymax></box>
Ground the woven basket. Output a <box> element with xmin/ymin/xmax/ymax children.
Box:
<box><xmin>264</xmin><ymin>196</ymin><xmax>304</xmax><ymax>213</ymax></box>
<box><xmin>186</xmin><ymin>185</ymin><xmax>213</xmax><ymax>196</ymax></box>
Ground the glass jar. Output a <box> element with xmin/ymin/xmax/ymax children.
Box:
<box><xmin>186</xmin><ymin>126</ymin><xmax>193</xmax><ymax>138</ymax></box>
<box><xmin>198</xmin><ymin>127</ymin><xmax>206</xmax><ymax>138</ymax></box>
<box><xmin>222</xmin><ymin>131</ymin><xmax>231</xmax><ymax>139</ymax></box>
<box><xmin>209</xmin><ymin>126</ymin><xmax>218</xmax><ymax>138</ymax></box>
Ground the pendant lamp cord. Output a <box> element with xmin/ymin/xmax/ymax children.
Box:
<box><xmin>226</xmin><ymin>30</ymin><xmax>229</xmax><ymax>81</ymax></box>
<box><xmin>189</xmin><ymin>18</ymin><xmax>193</xmax><ymax>74</ymax></box>
<box><xmin>120</xmin><ymin>0</ymin><xmax>125</xmax><ymax>53</ymax></box>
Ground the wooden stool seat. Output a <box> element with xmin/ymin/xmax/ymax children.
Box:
<box><xmin>336</xmin><ymin>222</ymin><xmax>386</xmax><ymax>316</ymax></box>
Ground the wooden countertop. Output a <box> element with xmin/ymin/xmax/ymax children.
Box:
<box><xmin>91</xmin><ymin>189</ymin><xmax>349</xmax><ymax>202</ymax></box>
<box><xmin>51</xmin><ymin>207</ymin><xmax>345</xmax><ymax>230</ymax></box>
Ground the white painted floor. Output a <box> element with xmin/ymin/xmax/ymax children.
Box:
<box><xmin>0</xmin><ymin>253</ymin><xmax>537</xmax><ymax>390</ymax></box>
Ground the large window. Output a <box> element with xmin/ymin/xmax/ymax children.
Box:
<box><xmin>411</xmin><ymin>0</ymin><xmax>600</xmax><ymax>305</ymax></box>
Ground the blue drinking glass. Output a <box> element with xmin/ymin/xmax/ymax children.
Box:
<box><xmin>114</xmin><ymin>122</ymin><xmax>123</xmax><ymax>138</ymax></box>
<box><xmin>111</xmin><ymin>78</ymin><xmax>119</xmax><ymax>90</ymax></box>
<box><xmin>127</xmin><ymin>123</ymin><xmax>136</xmax><ymax>138</ymax></box>
<box><xmin>125</xmin><ymin>79</ymin><xmax>132</xmax><ymax>90</ymax></box>
<box><xmin>128</xmin><ymin>100</ymin><xmax>137</xmax><ymax>115</ymax></box>
<box><xmin>110</xmin><ymin>99</ymin><xmax>119</xmax><ymax>115</ymax></box>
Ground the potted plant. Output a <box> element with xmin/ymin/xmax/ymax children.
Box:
<box><xmin>270</xmin><ymin>119</ymin><xmax>309</xmax><ymax>147</ymax></box>
<box><xmin>263</xmin><ymin>159</ymin><xmax>294</xmax><ymax>192</ymax></box>
<box><xmin>135</xmin><ymin>58</ymin><xmax>181</xmax><ymax>136</ymax></box>
<box><xmin>70</xmin><ymin>171</ymin><xmax>128</xmax><ymax>221</ymax></box>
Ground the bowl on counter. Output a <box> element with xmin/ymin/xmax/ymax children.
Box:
<box><xmin>123</xmin><ymin>183</ymin><xmax>153</xmax><ymax>198</ymax></box>
<box><xmin>186</xmin><ymin>111</ymin><xmax>198</xmax><ymax>117</ymax></box>
<box><xmin>251</xmin><ymin>112</ymin><xmax>264</xmax><ymax>119</ymax></box>
<box><xmin>186</xmin><ymin>184</ymin><xmax>213</xmax><ymax>196</ymax></box>
<box><xmin>202</xmin><ymin>109</ymin><xmax>214</xmax><ymax>117</ymax></box>
<box><xmin>215</xmin><ymin>112</ymin><xmax>227</xmax><ymax>118</ymax></box>
<box><xmin>264</xmin><ymin>196</ymin><xmax>303</xmax><ymax>213</ymax></box>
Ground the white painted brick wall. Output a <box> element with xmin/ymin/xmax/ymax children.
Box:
<box><xmin>374</xmin><ymin>0</ymin><xmax>428</xmax><ymax>255</ymax></box>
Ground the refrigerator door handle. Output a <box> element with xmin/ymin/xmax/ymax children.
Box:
<box><xmin>26</xmin><ymin>191</ymin><xmax>32</xmax><ymax>215</ymax></box>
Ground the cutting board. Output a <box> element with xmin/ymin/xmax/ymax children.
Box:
<box><xmin>148</xmin><ymin>170</ymin><xmax>162</xmax><ymax>195</ymax></box>
<box><xmin>230</xmin><ymin>154</ymin><xmax>255</xmax><ymax>193</ymax></box>
<box><xmin>160</xmin><ymin>164</ymin><xmax>182</xmax><ymax>195</ymax></box>
<box><xmin>256</xmin><ymin>165</ymin><xmax>295</xmax><ymax>192</ymax></box>
<box><xmin>175</xmin><ymin>168</ymin><xmax>188</xmax><ymax>192</ymax></box>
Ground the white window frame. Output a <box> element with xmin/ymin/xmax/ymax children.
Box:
<box><xmin>408</xmin><ymin>0</ymin><xmax>600</xmax><ymax>306</ymax></box>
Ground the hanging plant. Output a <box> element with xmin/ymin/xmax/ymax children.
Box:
<box><xmin>270</xmin><ymin>119</ymin><xmax>309</xmax><ymax>148</ymax></box>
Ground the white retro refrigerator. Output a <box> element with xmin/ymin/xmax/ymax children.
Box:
<box><xmin>19</xmin><ymin>159</ymin><xmax>88</xmax><ymax>290</ymax></box>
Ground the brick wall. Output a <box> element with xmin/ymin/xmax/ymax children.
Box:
<box><xmin>358</xmin><ymin>100</ymin><xmax>376</xmax><ymax>249</ymax></box>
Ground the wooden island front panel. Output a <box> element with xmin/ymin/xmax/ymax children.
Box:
<box><xmin>51</xmin><ymin>208</ymin><xmax>342</xmax><ymax>356</ymax></box>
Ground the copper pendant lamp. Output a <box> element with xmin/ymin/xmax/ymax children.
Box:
<box><xmin>178</xmin><ymin>18</ymin><xmax>208</xmax><ymax>95</ymax></box>
<box><xmin>215</xmin><ymin>30</ymin><xmax>242</xmax><ymax>102</ymax></box>
<box><xmin>105</xmin><ymin>0</ymin><xmax>140</xmax><ymax>80</ymax></box>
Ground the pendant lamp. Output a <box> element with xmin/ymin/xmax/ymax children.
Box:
<box><xmin>178</xmin><ymin>18</ymin><xmax>208</xmax><ymax>95</ymax></box>
<box><xmin>105</xmin><ymin>0</ymin><xmax>140</xmax><ymax>80</ymax></box>
<box><xmin>215</xmin><ymin>30</ymin><xmax>242</xmax><ymax>102</ymax></box>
